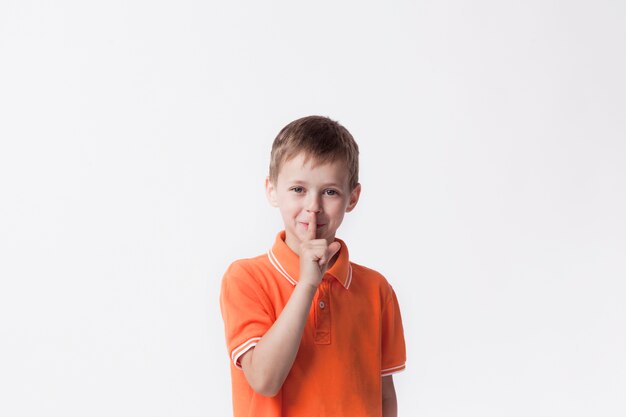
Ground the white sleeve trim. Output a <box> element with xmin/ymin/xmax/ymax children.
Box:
<box><xmin>381</xmin><ymin>363</ymin><xmax>406</xmax><ymax>377</ymax></box>
<box><xmin>231</xmin><ymin>337</ymin><xmax>261</xmax><ymax>369</ymax></box>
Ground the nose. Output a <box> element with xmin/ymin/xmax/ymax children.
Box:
<box><xmin>306</xmin><ymin>194</ymin><xmax>322</xmax><ymax>213</ymax></box>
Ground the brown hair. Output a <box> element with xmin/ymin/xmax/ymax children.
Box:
<box><xmin>269</xmin><ymin>116</ymin><xmax>360</xmax><ymax>190</ymax></box>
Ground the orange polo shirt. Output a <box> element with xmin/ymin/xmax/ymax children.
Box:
<box><xmin>220</xmin><ymin>231</ymin><xmax>406</xmax><ymax>417</ymax></box>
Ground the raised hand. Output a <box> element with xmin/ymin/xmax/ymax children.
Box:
<box><xmin>298</xmin><ymin>211</ymin><xmax>341</xmax><ymax>288</ymax></box>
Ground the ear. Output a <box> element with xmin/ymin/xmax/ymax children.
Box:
<box><xmin>265</xmin><ymin>176</ymin><xmax>279</xmax><ymax>207</ymax></box>
<box><xmin>345</xmin><ymin>183</ymin><xmax>361</xmax><ymax>213</ymax></box>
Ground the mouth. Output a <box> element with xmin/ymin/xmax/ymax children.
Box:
<box><xmin>300</xmin><ymin>222</ymin><xmax>326</xmax><ymax>229</ymax></box>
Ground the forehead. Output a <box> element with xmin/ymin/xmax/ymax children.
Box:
<box><xmin>277</xmin><ymin>152</ymin><xmax>349</xmax><ymax>184</ymax></box>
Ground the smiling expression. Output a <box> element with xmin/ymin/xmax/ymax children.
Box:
<box><xmin>266</xmin><ymin>152</ymin><xmax>361</xmax><ymax>256</ymax></box>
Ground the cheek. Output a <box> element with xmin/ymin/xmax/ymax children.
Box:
<box><xmin>326</xmin><ymin>200</ymin><xmax>348</xmax><ymax>218</ymax></box>
<box><xmin>278</xmin><ymin>199</ymin><xmax>301</xmax><ymax>217</ymax></box>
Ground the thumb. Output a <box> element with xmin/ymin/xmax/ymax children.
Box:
<box><xmin>328</xmin><ymin>241</ymin><xmax>341</xmax><ymax>259</ymax></box>
<box><xmin>319</xmin><ymin>242</ymin><xmax>342</xmax><ymax>267</ymax></box>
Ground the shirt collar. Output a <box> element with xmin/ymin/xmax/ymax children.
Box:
<box><xmin>267</xmin><ymin>230</ymin><xmax>352</xmax><ymax>289</ymax></box>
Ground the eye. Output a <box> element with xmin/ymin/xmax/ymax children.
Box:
<box><xmin>324</xmin><ymin>189</ymin><xmax>339</xmax><ymax>196</ymax></box>
<box><xmin>290</xmin><ymin>186</ymin><xmax>304</xmax><ymax>193</ymax></box>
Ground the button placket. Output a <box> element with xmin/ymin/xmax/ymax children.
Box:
<box><xmin>314</xmin><ymin>277</ymin><xmax>331</xmax><ymax>344</ymax></box>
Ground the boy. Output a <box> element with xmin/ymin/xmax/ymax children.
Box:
<box><xmin>220</xmin><ymin>116</ymin><xmax>406</xmax><ymax>417</ymax></box>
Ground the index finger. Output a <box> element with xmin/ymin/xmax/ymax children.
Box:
<box><xmin>307</xmin><ymin>211</ymin><xmax>317</xmax><ymax>241</ymax></box>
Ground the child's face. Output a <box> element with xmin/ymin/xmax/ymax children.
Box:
<box><xmin>266</xmin><ymin>152</ymin><xmax>361</xmax><ymax>256</ymax></box>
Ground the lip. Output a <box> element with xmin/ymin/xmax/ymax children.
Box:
<box><xmin>300</xmin><ymin>222</ymin><xmax>326</xmax><ymax>229</ymax></box>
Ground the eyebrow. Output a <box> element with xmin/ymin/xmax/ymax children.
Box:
<box><xmin>287</xmin><ymin>180</ymin><xmax>343</xmax><ymax>188</ymax></box>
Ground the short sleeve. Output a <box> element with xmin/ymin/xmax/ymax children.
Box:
<box><xmin>380</xmin><ymin>285</ymin><xmax>407</xmax><ymax>376</ymax></box>
<box><xmin>219</xmin><ymin>261</ymin><xmax>274</xmax><ymax>369</ymax></box>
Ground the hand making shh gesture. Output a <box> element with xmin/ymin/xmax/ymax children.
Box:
<box><xmin>298</xmin><ymin>211</ymin><xmax>342</xmax><ymax>288</ymax></box>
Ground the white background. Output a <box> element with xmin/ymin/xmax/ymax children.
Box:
<box><xmin>1</xmin><ymin>1</ymin><xmax>625</xmax><ymax>416</ymax></box>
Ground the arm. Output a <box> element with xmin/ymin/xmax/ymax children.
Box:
<box><xmin>240</xmin><ymin>212</ymin><xmax>341</xmax><ymax>397</ymax></box>
<box><xmin>382</xmin><ymin>375</ymin><xmax>398</xmax><ymax>417</ymax></box>
<box><xmin>239</xmin><ymin>280</ymin><xmax>316</xmax><ymax>396</ymax></box>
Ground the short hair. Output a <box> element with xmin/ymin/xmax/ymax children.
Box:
<box><xmin>269</xmin><ymin>115</ymin><xmax>360</xmax><ymax>190</ymax></box>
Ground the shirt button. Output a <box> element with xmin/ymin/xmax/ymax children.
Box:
<box><xmin>319</xmin><ymin>300</ymin><xmax>325</xmax><ymax>309</ymax></box>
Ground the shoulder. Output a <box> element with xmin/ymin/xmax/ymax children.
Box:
<box><xmin>224</xmin><ymin>254</ymin><xmax>267</xmax><ymax>274</ymax></box>
<box><xmin>349</xmin><ymin>261</ymin><xmax>396</xmax><ymax>299</ymax></box>
<box><xmin>222</xmin><ymin>254</ymin><xmax>269</xmax><ymax>284</ymax></box>
<box><xmin>220</xmin><ymin>254</ymin><xmax>275</xmax><ymax>307</ymax></box>
<box><xmin>350</xmin><ymin>261</ymin><xmax>390</xmax><ymax>283</ymax></box>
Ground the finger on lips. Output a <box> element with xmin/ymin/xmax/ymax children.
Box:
<box><xmin>307</xmin><ymin>211</ymin><xmax>317</xmax><ymax>240</ymax></box>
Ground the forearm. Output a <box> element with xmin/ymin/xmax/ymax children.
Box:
<box><xmin>241</xmin><ymin>281</ymin><xmax>317</xmax><ymax>396</ymax></box>
<box><xmin>382</xmin><ymin>375</ymin><xmax>397</xmax><ymax>417</ymax></box>
<box><xmin>382</xmin><ymin>395</ymin><xmax>397</xmax><ymax>417</ymax></box>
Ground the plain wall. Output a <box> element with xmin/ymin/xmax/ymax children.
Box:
<box><xmin>1</xmin><ymin>1</ymin><xmax>625</xmax><ymax>416</ymax></box>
